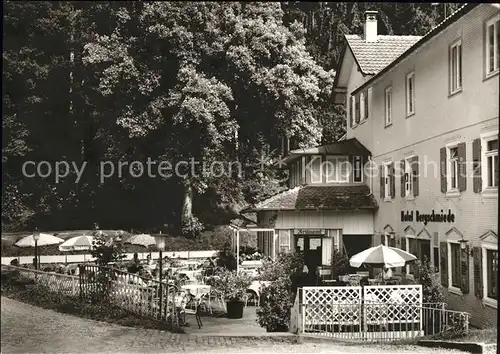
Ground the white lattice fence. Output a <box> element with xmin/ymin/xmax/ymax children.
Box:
<box><xmin>4</xmin><ymin>265</ymin><xmax>79</xmax><ymax>296</ymax></box>
<box><xmin>302</xmin><ymin>286</ymin><xmax>362</xmax><ymax>326</ymax></box>
<box><xmin>363</xmin><ymin>285</ymin><xmax>422</xmax><ymax>326</ymax></box>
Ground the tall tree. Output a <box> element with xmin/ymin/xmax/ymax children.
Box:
<box><xmin>84</xmin><ymin>2</ymin><xmax>335</xmax><ymax>235</ymax></box>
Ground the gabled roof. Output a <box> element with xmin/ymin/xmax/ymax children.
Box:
<box><xmin>345</xmin><ymin>35</ymin><xmax>422</xmax><ymax>75</ymax></box>
<box><xmin>243</xmin><ymin>184</ymin><xmax>378</xmax><ymax>212</ymax></box>
<box><xmin>282</xmin><ymin>138</ymin><xmax>370</xmax><ymax>164</ymax></box>
<box><xmin>352</xmin><ymin>4</ymin><xmax>479</xmax><ymax>95</ymax></box>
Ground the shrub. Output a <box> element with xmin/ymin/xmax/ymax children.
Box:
<box><xmin>414</xmin><ymin>258</ymin><xmax>445</xmax><ymax>304</ymax></box>
<box><xmin>207</xmin><ymin>268</ymin><xmax>252</xmax><ymax>302</ymax></box>
<box><xmin>256</xmin><ymin>252</ymin><xmax>303</xmax><ymax>332</ymax></box>
<box><xmin>258</xmin><ymin>252</ymin><xmax>303</xmax><ymax>284</ymax></box>
<box><xmin>330</xmin><ymin>249</ymin><xmax>349</xmax><ymax>279</ymax></box>
<box><xmin>257</xmin><ymin>276</ymin><xmax>292</xmax><ymax>331</ymax></box>
<box><xmin>90</xmin><ymin>233</ymin><xmax>125</xmax><ymax>266</ymax></box>
<box><xmin>216</xmin><ymin>244</ymin><xmax>237</xmax><ymax>270</ymax></box>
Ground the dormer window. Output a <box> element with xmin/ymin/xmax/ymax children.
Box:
<box><xmin>325</xmin><ymin>156</ymin><xmax>349</xmax><ymax>183</ymax></box>
<box><xmin>309</xmin><ymin>156</ymin><xmax>322</xmax><ymax>184</ymax></box>
<box><xmin>353</xmin><ymin>156</ymin><xmax>363</xmax><ymax>183</ymax></box>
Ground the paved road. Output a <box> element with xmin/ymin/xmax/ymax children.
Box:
<box><xmin>1</xmin><ymin>296</ymin><xmax>463</xmax><ymax>353</ymax></box>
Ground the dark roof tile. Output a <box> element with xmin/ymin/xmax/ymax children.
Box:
<box><xmin>346</xmin><ymin>35</ymin><xmax>422</xmax><ymax>75</ymax></box>
<box><xmin>249</xmin><ymin>185</ymin><xmax>378</xmax><ymax>211</ymax></box>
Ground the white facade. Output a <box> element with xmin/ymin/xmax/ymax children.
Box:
<box><xmin>343</xmin><ymin>4</ymin><xmax>499</xmax><ymax>328</ymax></box>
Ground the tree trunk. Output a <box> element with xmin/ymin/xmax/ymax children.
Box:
<box><xmin>180</xmin><ymin>179</ymin><xmax>194</xmax><ymax>228</ymax></box>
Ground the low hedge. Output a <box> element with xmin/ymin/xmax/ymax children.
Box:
<box><xmin>0</xmin><ymin>226</ymin><xmax>248</xmax><ymax>257</ymax></box>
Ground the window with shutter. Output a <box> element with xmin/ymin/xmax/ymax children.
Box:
<box><xmin>403</xmin><ymin>157</ymin><xmax>414</xmax><ymax>198</ymax></box>
<box><xmin>440</xmin><ymin>242</ymin><xmax>449</xmax><ymax>287</ymax></box>
<box><xmin>485</xmin><ymin>248</ymin><xmax>498</xmax><ymax>300</ymax></box>
<box><xmin>390</xmin><ymin>163</ymin><xmax>396</xmax><ymax>198</ymax></box>
<box><xmin>472</xmin><ymin>138</ymin><xmax>482</xmax><ymax>193</ymax></box>
<box><xmin>482</xmin><ymin>135</ymin><xmax>499</xmax><ymax>189</ymax></box>
<box><xmin>412</xmin><ymin>156</ymin><xmax>419</xmax><ymax>196</ymax></box>
<box><xmin>457</xmin><ymin>142</ymin><xmax>466</xmax><ymax>192</ymax></box>
<box><xmin>400</xmin><ymin>160</ymin><xmax>406</xmax><ymax>198</ymax></box>
<box><xmin>473</xmin><ymin>247</ymin><xmax>483</xmax><ymax>298</ymax></box>
<box><xmin>385</xmin><ymin>86</ymin><xmax>392</xmax><ymax>126</ymax></box>
<box><xmin>350</xmin><ymin>96</ymin><xmax>354</xmax><ymax>127</ymax></box>
<box><xmin>440</xmin><ymin>147</ymin><xmax>447</xmax><ymax>193</ymax></box>
<box><xmin>379</xmin><ymin>164</ymin><xmax>385</xmax><ymax>198</ymax></box>
<box><xmin>450</xmin><ymin>243</ymin><xmax>461</xmax><ymax>288</ymax></box>
<box><xmin>460</xmin><ymin>246</ymin><xmax>470</xmax><ymax>294</ymax></box>
<box><xmin>364</xmin><ymin>89</ymin><xmax>369</xmax><ymax>119</ymax></box>
<box><xmin>360</xmin><ymin>92</ymin><xmax>365</xmax><ymax>122</ymax></box>
<box><xmin>355</xmin><ymin>95</ymin><xmax>360</xmax><ymax>124</ymax></box>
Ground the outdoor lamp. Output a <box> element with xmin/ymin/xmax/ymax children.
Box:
<box><xmin>458</xmin><ymin>238</ymin><xmax>468</xmax><ymax>250</ymax></box>
<box><xmin>389</xmin><ymin>231</ymin><xmax>395</xmax><ymax>239</ymax></box>
<box><xmin>33</xmin><ymin>229</ymin><xmax>40</xmax><ymax>270</ymax></box>
<box><xmin>154</xmin><ymin>234</ymin><xmax>167</xmax><ymax>320</ymax></box>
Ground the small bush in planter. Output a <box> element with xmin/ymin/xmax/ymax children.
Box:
<box><xmin>209</xmin><ymin>268</ymin><xmax>252</xmax><ymax>318</ymax></box>
<box><xmin>257</xmin><ymin>276</ymin><xmax>292</xmax><ymax>332</ymax></box>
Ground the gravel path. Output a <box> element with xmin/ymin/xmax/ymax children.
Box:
<box><xmin>1</xmin><ymin>296</ymin><xmax>463</xmax><ymax>354</ymax></box>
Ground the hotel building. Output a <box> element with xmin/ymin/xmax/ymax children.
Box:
<box><xmin>243</xmin><ymin>3</ymin><xmax>498</xmax><ymax>328</ymax></box>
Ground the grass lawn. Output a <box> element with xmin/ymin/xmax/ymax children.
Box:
<box><xmin>451</xmin><ymin>327</ymin><xmax>497</xmax><ymax>344</ymax></box>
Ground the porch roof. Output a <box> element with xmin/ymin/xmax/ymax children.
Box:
<box><xmin>243</xmin><ymin>184</ymin><xmax>378</xmax><ymax>212</ymax></box>
<box><xmin>282</xmin><ymin>138</ymin><xmax>371</xmax><ymax>164</ymax></box>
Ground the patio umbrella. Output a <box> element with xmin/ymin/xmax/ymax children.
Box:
<box><xmin>124</xmin><ymin>233</ymin><xmax>156</xmax><ymax>247</ymax></box>
<box><xmin>349</xmin><ymin>244</ymin><xmax>417</xmax><ymax>268</ymax></box>
<box><xmin>14</xmin><ymin>233</ymin><xmax>64</xmax><ymax>248</ymax></box>
<box><xmin>58</xmin><ymin>235</ymin><xmax>94</xmax><ymax>252</ymax></box>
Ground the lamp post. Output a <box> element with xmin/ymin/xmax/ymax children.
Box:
<box><xmin>154</xmin><ymin>233</ymin><xmax>166</xmax><ymax>319</ymax></box>
<box><xmin>33</xmin><ymin>229</ymin><xmax>40</xmax><ymax>270</ymax></box>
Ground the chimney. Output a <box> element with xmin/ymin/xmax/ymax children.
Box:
<box><xmin>364</xmin><ymin>11</ymin><xmax>378</xmax><ymax>43</ymax></box>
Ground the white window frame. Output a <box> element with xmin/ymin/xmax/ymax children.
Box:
<box><xmin>385</xmin><ymin>86</ymin><xmax>393</xmax><ymax>126</ymax></box>
<box><xmin>383</xmin><ymin>161</ymin><xmax>391</xmax><ymax>201</ymax></box>
<box><xmin>360</xmin><ymin>92</ymin><xmax>365</xmax><ymax>122</ymax></box>
<box><xmin>310</xmin><ymin>155</ymin><xmax>323</xmax><ymax>184</ymax></box>
<box><xmin>353</xmin><ymin>156</ymin><xmax>363</xmax><ymax>183</ymax></box>
<box><xmin>350</xmin><ymin>95</ymin><xmax>356</xmax><ymax>127</ymax></box>
<box><xmin>365</xmin><ymin>87</ymin><xmax>371</xmax><ymax>120</ymax></box>
<box><xmin>325</xmin><ymin>156</ymin><xmax>349</xmax><ymax>183</ymax></box>
<box><xmin>485</xmin><ymin>17</ymin><xmax>499</xmax><ymax>77</ymax></box>
<box><xmin>449</xmin><ymin>39</ymin><xmax>462</xmax><ymax>94</ymax></box>
<box><xmin>481</xmin><ymin>131</ymin><xmax>499</xmax><ymax>191</ymax></box>
<box><xmin>278</xmin><ymin>230</ymin><xmax>291</xmax><ymax>254</ymax></box>
<box><xmin>445</xmin><ymin>142</ymin><xmax>460</xmax><ymax>194</ymax></box>
<box><xmin>482</xmin><ymin>242</ymin><xmax>498</xmax><ymax>308</ymax></box>
<box><xmin>406</xmin><ymin>72</ymin><xmax>415</xmax><ymax>116</ymax></box>
<box><xmin>447</xmin><ymin>240</ymin><xmax>462</xmax><ymax>295</ymax></box>
<box><xmin>404</xmin><ymin>156</ymin><xmax>414</xmax><ymax>198</ymax></box>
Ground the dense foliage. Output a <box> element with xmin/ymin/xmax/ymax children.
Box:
<box><xmin>414</xmin><ymin>258</ymin><xmax>445</xmax><ymax>304</ymax></box>
<box><xmin>3</xmin><ymin>2</ymin><xmax>455</xmax><ymax>234</ymax></box>
<box><xmin>256</xmin><ymin>252</ymin><xmax>303</xmax><ymax>331</ymax></box>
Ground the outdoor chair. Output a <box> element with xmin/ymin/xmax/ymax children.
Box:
<box><xmin>179</xmin><ymin>292</ymin><xmax>203</xmax><ymax>329</ymax></box>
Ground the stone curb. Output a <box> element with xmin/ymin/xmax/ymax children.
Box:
<box><xmin>417</xmin><ymin>339</ymin><xmax>493</xmax><ymax>353</ymax></box>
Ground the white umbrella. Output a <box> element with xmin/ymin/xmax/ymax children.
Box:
<box><xmin>349</xmin><ymin>244</ymin><xmax>417</xmax><ymax>268</ymax></box>
<box><xmin>124</xmin><ymin>233</ymin><xmax>156</xmax><ymax>247</ymax></box>
<box><xmin>14</xmin><ymin>233</ymin><xmax>64</xmax><ymax>248</ymax></box>
<box><xmin>58</xmin><ymin>235</ymin><xmax>94</xmax><ymax>252</ymax></box>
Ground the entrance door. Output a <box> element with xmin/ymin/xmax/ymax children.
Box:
<box><xmin>296</xmin><ymin>235</ymin><xmax>323</xmax><ymax>272</ymax></box>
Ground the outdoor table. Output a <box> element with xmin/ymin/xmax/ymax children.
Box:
<box><xmin>181</xmin><ymin>284</ymin><xmax>211</xmax><ymax>298</ymax></box>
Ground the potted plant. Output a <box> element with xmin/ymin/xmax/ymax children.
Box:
<box><xmin>213</xmin><ymin>268</ymin><xmax>252</xmax><ymax>319</ymax></box>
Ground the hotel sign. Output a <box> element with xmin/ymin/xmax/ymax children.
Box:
<box><xmin>294</xmin><ymin>229</ymin><xmax>325</xmax><ymax>235</ymax></box>
<box><xmin>401</xmin><ymin>210</ymin><xmax>455</xmax><ymax>225</ymax></box>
